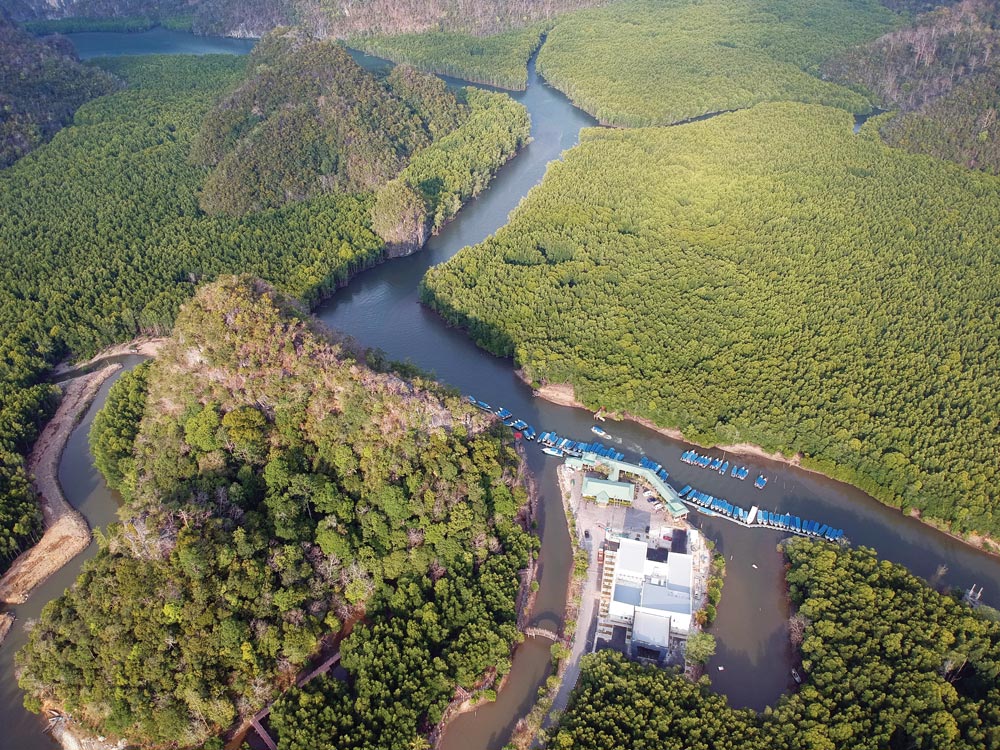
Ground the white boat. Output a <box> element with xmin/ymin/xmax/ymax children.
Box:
<box><xmin>591</xmin><ymin>425</ymin><xmax>611</xmax><ymax>438</ymax></box>
<box><xmin>541</xmin><ymin>447</ymin><xmax>564</xmax><ymax>457</ymax></box>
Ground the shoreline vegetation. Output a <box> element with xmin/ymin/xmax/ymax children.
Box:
<box><xmin>548</xmin><ymin>539</ymin><xmax>1000</xmax><ymax>750</ymax></box>
<box><xmin>0</xmin><ymin>364</ymin><xmax>121</xmax><ymax>605</ymax></box>
<box><xmin>528</xmin><ymin>376</ymin><xmax>1000</xmax><ymax>560</ymax></box>
<box><xmin>18</xmin><ymin>277</ymin><xmax>537</xmax><ymax>749</ymax></box>
<box><xmin>0</xmin><ymin>46</ymin><xmax>528</xmax><ymax>589</ymax></box>
<box><xmin>355</xmin><ymin>25</ymin><xmax>548</xmax><ymax>91</ymax></box>
<box><xmin>423</xmin><ymin>102</ymin><xmax>1000</xmax><ymax>553</ymax></box>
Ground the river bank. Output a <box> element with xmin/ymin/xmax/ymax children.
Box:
<box><xmin>0</xmin><ymin>364</ymin><xmax>121</xmax><ymax>605</ymax></box>
<box><xmin>528</xmin><ymin>378</ymin><xmax>1000</xmax><ymax>559</ymax></box>
<box><xmin>52</xmin><ymin>336</ymin><xmax>165</xmax><ymax>378</ymax></box>
<box><xmin>0</xmin><ymin>613</ymin><xmax>12</xmax><ymax>647</ymax></box>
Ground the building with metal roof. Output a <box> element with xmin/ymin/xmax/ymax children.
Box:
<box><xmin>582</xmin><ymin>476</ymin><xmax>635</xmax><ymax>506</ymax></box>
<box><xmin>569</xmin><ymin>453</ymin><xmax>688</xmax><ymax>517</ymax></box>
<box><xmin>598</xmin><ymin>537</ymin><xmax>696</xmax><ymax>665</ymax></box>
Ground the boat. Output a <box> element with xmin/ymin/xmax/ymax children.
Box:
<box><xmin>752</xmin><ymin>564</ymin><xmax>758</xmax><ymax>569</ymax></box>
<box><xmin>542</xmin><ymin>447</ymin><xmax>564</xmax><ymax>457</ymax></box>
<box><xmin>495</xmin><ymin>407</ymin><xmax>512</xmax><ymax>420</ymax></box>
<box><xmin>466</xmin><ymin>395</ymin><xmax>492</xmax><ymax>411</ymax></box>
<box><xmin>719</xmin><ymin>460</ymin><xmax>729</xmax><ymax>474</ymax></box>
<box><xmin>591</xmin><ymin>425</ymin><xmax>611</xmax><ymax>438</ymax></box>
<box><xmin>523</xmin><ymin>426</ymin><xmax>536</xmax><ymax>441</ymax></box>
<box><xmin>731</xmin><ymin>465</ymin><xmax>739</xmax><ymax>478</ymax></box>
<box><xmin>693</xmin><ymin>505</ymin><xmax>718</xmax><ymax>517</ymax></box>
<box><xmin>754</xmin><ymin>475</ymin><xmax>767</xmax><ymax>490</ymax></box>
<box><xmin>511</xmin><ymin>419</ymin><xmax>528</xmax><ymax>431</ymax></box>
<box><xmin>791</xmin><ymin>668</ymin><xmax>802</xmax><ymax>684</ymax></box>
<box><xmin>737</xmin><ymin>467</ymin><xmax>749</xmax><ymax>480</ymax></box>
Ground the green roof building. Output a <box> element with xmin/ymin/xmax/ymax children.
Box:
<box><xmin>582</xmin><ymin>477</ymin><xmax>635</xmax><ymax>506</ymax></box>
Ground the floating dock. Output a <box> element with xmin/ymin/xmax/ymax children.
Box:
<box><xmin>680</xmin><ymin>486</ymin><xmax>843</xmax><ymax>541</ymax></box>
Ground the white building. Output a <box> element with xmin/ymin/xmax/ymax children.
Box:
<box><xmin>598</xmin><ymin>536</ymin><xmax>695</xmax><ymax>663</ymax></box>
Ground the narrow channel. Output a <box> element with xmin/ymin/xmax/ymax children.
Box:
<box><xmin>3</xmin><ymin>28</ymin><xmax>1000</xmax><ymax>750</ymax></box>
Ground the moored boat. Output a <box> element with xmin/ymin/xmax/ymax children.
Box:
<box><xmin>542</xmin><ymin>446</ymin><xmax>564</xmax><ymax>457</ymax></box>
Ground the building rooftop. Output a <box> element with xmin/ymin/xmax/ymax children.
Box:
<box><xmin>633</xmin><ymin>609</ymin><xmax>672</xmax><ymax>648</ymax></box>
<box><xmin>582</xmin><ymin>476</ymin><xmax>635</xmax><ymax>505</ymax></box>
<box><xmin>616</xmin><ymin>537</ymin><xmax>649</xmax><ymax>576</ymax></box>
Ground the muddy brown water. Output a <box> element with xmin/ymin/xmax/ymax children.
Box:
<box><xmin>3</xmin><ymin>29</ymin><xmax>1000</xmax><ymax>750</ymax></box>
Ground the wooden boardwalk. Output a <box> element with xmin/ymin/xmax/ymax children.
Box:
<box><xmin>248</xmin><ymin>650</ymin><xmax>342</xmax><ymax>749</ymax></box>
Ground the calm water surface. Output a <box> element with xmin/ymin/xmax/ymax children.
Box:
<box><xmin>3</xmin><ymin>29</ymin><xmax>1000</xmax><ymax>750</ymax></box>
<box><xmin>69</xmin><ymin>27</ymin><xmax>255</xmax><ymax>59</ymax></box>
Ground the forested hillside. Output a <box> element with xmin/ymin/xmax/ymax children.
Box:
<box><xmin>5</xmin><ymin>0</ymin><xmax>608</xmax><ymax>38</ymax></box>
<box><xmin>534</xmin><ymin>0</ymin><xmax>898</xmax><ymax>126</ymax></box>
<box><xmin>422</xmin><ymin>102</ymin><xmax>1000</xmax><ymax>540</ymax></box>
<box><xmin>17</xmin><ymin>276</ymin><xmax>532</xmax><ymax>748</ymax></box>
<box><xmin>548</xmin><ymin>539</ymin><xmax>1000</xmax><ymax>749</ymax></box>
<box><xmin>0</xmin><ymin>49</ymin><xmax>524</xmax><ymax>574</ymax></box>
<box><xmin>824</xmin><ymin>0</ymin><xmax>999</xmax><ymax>173</ymax></box>
<box><xmin>191</xmin><ymin>31</ymin><xmax>466</xmax><ymax>215</ymax></box>
<box><xmin>0</xmin><ymin>14</ymin><xmax>118</xmax><ymax>167</ymax></box>
<box><xmin>357</xmin><ymin>24</ymin><xmax>547</xmax><ymax>90</ymax></box>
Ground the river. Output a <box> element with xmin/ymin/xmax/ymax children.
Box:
<box><xmin>3</xmin><ymin>27</ymin><xmax>1000</xmax><ymax>750</ymax></box>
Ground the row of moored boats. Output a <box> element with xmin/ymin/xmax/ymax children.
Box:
<box><xmin>468</xmin><ymin>396</ymin><xmax>627</xmax><ymax>461</ymax></box>
<box><xmin>681</xmin><ymin>450</ymin><xmax>767</xmax><ymax>489</ymax></box>
<box><xmin>468</xmin><ymin>397</ymin><xmax>537</xmax><ymax>440</ymax></box>
<box><xmin>677</xmin><ymin>485</ymin><xmax>845</xmax><ymax>541</ymax></box>
<box><xmin>538</xmin><ymin>431</ymin><xmax>626</xmax><ymax>461</ymax></box>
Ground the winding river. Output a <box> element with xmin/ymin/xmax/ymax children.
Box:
<box><xmin>3</xmin><ymin>27</ymin><xmax>1000</xmax><ymax>750</ymax></box>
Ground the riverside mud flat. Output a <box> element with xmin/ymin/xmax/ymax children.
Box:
<box><xmin>0</xmin><ymin>364</ymin><xmax>121</xmax><ymax>604</ymax></box>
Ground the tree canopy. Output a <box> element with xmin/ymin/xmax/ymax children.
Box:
<box><xmin>0</xmin><ymin>15</ymin><xmax>119</xmax><ymax>167</ymax></box>
<box><xmin>357</xmin><ymin>24</ymin><xmax>547</xmax><ymax>90</ymax></box>
<box><xmin>0</xmin><ymin>47</ymin><xmax>525</xmax><ymax>572</ymax></box>
<box><xmin>18</xmin><ymin>276</ymin><xmax>533</xmax><ymax>748</ymax></box>
<box><xmin>423</xmin><ymin>101</ymin><xmax>1000</xmax><ymax>539</ymax></box>
<box><xmin>535</xmin><ymin>0</ymin><xmax>899</xmax><ymax>126</ymax></box>
<box><xmin>548</xmin><ymin>539</ymin><xmax>1000</xmax><ymax>750</ymax></box>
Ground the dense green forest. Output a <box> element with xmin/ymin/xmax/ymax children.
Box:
<box><xmin>191</xmin><ymin>31</ymin><xmax>467</xmax><ymax>215</ymax></box>
<box><xmin>423</xmin><ymin>102</ymin><xmax>1000</xmax><ymax>539</ymax></box>
<box><xmin>534</xmin><ymin>0</ymin><xmax>898</xmax><ymax>126</ymax></box>
<box><xmin>17</xmin><ymin>277</ymin><xmax>532</xmax><ymax>748</ymax></box>
<box><xmin>547</xmin><ymin>539</ymin><xmax>1000</xmax><ymax>749</ymax></box>
<box><xmin>0</xmin><ymin>14</ymin><xmax>118</xmax><ymax>167</ymax></box>
<box><xmin>824</xmin><ymin>0</ymin><xmax>999</xmax><ymax>173</ymax></box>
<box><xmin>0</xmin><ymin>47</ymin><xmax>524</xmax><ymax>572</ymax></box>
<box><xmin>357</xmin><ymin>24</ymin><xmax>547</xmax><ymax>90</ymax></box>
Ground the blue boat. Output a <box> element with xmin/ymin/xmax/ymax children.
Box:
<box><xmin>591</xmin><ymin>425</ymin><xmax>611</xmax><ymax>438</ymax></box>
<box><xmin>523</xmin><ymin>426</ymin><xmax>536</xmax><ymax>441</ymax></box>
<box><xmin>467</xmin><ymin>396</ymin><xmax>492</xmax><ymax>411</ymax></box>
<box><xmin>495</xmin><ymin>407</ymin><xmax>512</xmax><ymax>420</ymax></box>
<box><xmin>737</xmin><ymin>467</ymin><xmax>749</xmax><ymax>480</ymax></box>
<box><xmin>694</xmin><ymin>505</ymin><xmax>718</xmax><ymax>517</ymax></box>
<box><xmin>719</xmin><ymin>460</ymin><xmax>729</xmax><ymax>474</ymax></box>
<box><xmin>754</xmin><ymin>475</ymin><xmax>768</xmax><ymax>490</ymax></box>
<box><xmin>511</xmin><ymin>419</ymin><xmax>528</xmax><ymax>431</ymax></box>
<box><xmin>731</xmin><ymin>465</ymin><xmax>739</xmax><ymax>478</ymax></box>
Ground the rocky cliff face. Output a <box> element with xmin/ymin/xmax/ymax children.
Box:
<box><xmin>0</xmin><ymin>14</ymin><xmax>119</xmax><ymax>166</ymax></box>
<box><xmin>4</xmin><ymin>0</ymin><xmax>609</xmax><ymax>38</ymax></box>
